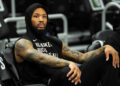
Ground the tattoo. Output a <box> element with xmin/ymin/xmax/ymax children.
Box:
<box><xmin>82</xmin><ymin>47</ymin><xmax>104</xmax><ymax>61</ymax></box>
<box><xmin>15</xmin><ymin>39</ymin><xmax>32</xmax><ymax>53</ymax></box>
<box><xmin>26</xmin><ymin>50</ymin><xmax>69</xmax><ymax>67</ymax></box>
<box><xmin>62</xmin><ymin>43</ymin><xmax>83</xmax><ymax>62</ymax></box>
<box><xmin>62</xmin><ymin>43</ymin><xmax>105</xmax><ymax>62</ymax></box>
<box><xmin>64</xmin><ymin>45</ymin><xmax>70</xmax><ymax>52</ymax></box>
<box><xmin>15</xmin><ymin>39</ymin><xmax>70</xmax><ymax>68</ymax></box>
<box><xmin>71</xmin><ymin>51</ymin><xmax>80</xmax><ymax>56</ymax></box>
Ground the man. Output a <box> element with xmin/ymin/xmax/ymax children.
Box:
<box><xmin>14</xmin><ymin>3</ymin><xmax>119</xmax><ymax>86</ymax></box>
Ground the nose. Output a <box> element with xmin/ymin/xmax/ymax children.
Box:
<box><xmin>39</xmin><ymin>16</ymin><xmax>43</xmax><ymax>22</ymax></box>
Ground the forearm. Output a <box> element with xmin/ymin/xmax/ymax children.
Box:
<box><xmin>22</xmin><ymin>49</ymin><xmax>71</xmax><ymax>68</ymax></box>
<box><xmin>82</xmin><ymin>46</ymin><xmax>105</xmax><ymax>61</ymax></box>
<box><xmin>62</xmin><ymin>45</ymin><xmax>105</xmax><ymax>63</ymax></box>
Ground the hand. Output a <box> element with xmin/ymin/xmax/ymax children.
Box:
<box><xmin>67</xmin><ymin>62</ymin><xmax>81</xmax><ymax>85</ymax></box>
<box><xmin>104</xmin><ymin>45</ymin><xmax>119</xmax><ymax>68</ymax></box>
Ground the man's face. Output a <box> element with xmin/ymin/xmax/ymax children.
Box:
<box><xmin>31</xmin><ymin>8</ymin><xmax>47</xmax><ymax>30</ymax></box>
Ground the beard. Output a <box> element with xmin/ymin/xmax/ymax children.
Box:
<box><xmin>32</xmin><ymin>27</ymin><xmax>46</xmax><ymax>38</ymax></box>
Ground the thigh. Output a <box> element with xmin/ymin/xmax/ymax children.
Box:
<box><xmin>49</xmin><ymin>66</ymin><xmax>81</xmax><ymax>86</ymax></box>
<box><xmin>80</xmin><ymin>52</ymin><xmax>120</xmax><ymax>86</ymax></box>
<box><xmin>80</xmin><ymin>53</ymin><xmax>107</xmax><ymax>86</ymax></box>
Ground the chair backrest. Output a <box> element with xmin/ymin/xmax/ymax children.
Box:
<box><xmin>0</xmin><ymin>15</ymin><xmax>9</xmax><ymax>40</ymax></box>
<box><xmin>0</xmin><ymin>41</ymin><xmax>23</xmax><ymax>86</ymax></box>
<box><xmin>0</xmin><ymin>0</ymin><xmax>8</xmax><ymax>18</ymax></box>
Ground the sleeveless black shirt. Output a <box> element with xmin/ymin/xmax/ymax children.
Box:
<box><xmin>15</xmin><ymin>35</ymin><xmax>62</xmax><ymax>85</ymax></box>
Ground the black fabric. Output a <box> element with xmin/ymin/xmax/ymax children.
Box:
<box><xmin>22</xmin><ymin>34</ymin><xmax>62</xmax><ymax>58</ymax></box>
<box><xmin>15</xmin><ymin>35</ymin><xmax>62</xmax><ymax>85</ymax></box>
<box><xmin>87</xmin><ymin>30</ymin><xmax>120</xmax><ymax>86</ymax></box>
<box><xmin>0</xmin><ymin>15</ymin><xmax>9</xmax><ymax>39</ymax></box>
<box><xmin>92</xmin><ymin>30</ymin><xmax>115</xmax><ymax>41</ymax></box>
<box><xmin>104</xmin><ymin>31</ymin><xmax>120</xmax><ymax>52</ymax></box>
<box><xmin>104</xmin><ymin>31</ymin><xmax>120</xmax><ymax>82</ymax></box>
<box><xmin>0</xmin><ymin>0</ymin><xmax>9</xmax><ymax>18</ymax></box>
<box><xmin>49</xmin><ymin>53</ymin><xmax>120</xmax><ymax>86</ymax></box>
<box><xmin>87</xmin><ymin>30</ymin><xmax>116</xmax><ymax>51</ymax></box>
<box><xmin>0</xmin><ymin>48</ymin><xmax>22</xmax><ymax>86</ymax></box>
<box><xmin>80</xmin><ymin>53</ymin><xmax>119</xmax><ymax>86</ymax></box>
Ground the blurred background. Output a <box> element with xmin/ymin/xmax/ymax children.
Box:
<box><xmin>1</xmin><ymin>0</ymin><xmax>120</xmax><ymax>52</ymax></box>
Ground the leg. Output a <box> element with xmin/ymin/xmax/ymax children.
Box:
<box><xmin>48</xmin><ymin>52</ymin><xmax>105</xmax><ymax>86</ymax></box>
<box><xmin>48</xmin><ymin>66</ymin><xmax>80</xmax><ymax>86</ymax></box>
<box><xmin>49</xmin><ymin>53</ymin><xmax>120</xmax><ymax>86</ymax></box>
<box><xmin>80</xmin><ymin>53</ymin><xmax>120</xmax><ymax>86</ymax></box>
<box><xmin>100</xmin><ymin>61</ymin><xmax>120</xmax><ymax>86</ymax></box>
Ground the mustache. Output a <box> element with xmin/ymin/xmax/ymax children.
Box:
<box><xmin>37</xmin><ymin>22</ymin><xmax>45</xmax><ymax>26</ymax></box>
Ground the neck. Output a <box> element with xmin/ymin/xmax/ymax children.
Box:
<box><xmin>27</xmin><ymin>29</ymin><xmax>46</xmax><ymax>39</ymax></box>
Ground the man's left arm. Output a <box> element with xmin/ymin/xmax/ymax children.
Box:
<box><xmin>62</xmin><ymin>43</ymin><xmax>119</xmax><ymax>68</ymax></box>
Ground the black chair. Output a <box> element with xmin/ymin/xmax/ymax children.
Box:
<box><xmin>0</xmin><ymin>15</ymin><xmax>9</xmax><ymax>40</ymax></box>
<box><xmin>0</xmin><ymin>16</ymin><xmax>22</xmax><ymax>85</ymax></box>
<box><xmin>87</xmin><ymin>30</ymin><xmax>114</xmax><ymax>51</ymax></box>
<box><xmin>1</xmin><ymin>45</ymin><xmax>22</xmax><ymax>86</ymax></box>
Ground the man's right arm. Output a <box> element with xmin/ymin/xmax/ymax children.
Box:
<box><xmin>15</xmin><ymin>39</ymin><xmax>70</xmax><ymax>68</ymax></box>
<box><xmin>15</xmin><ymin>39</ymin><xmax>82</xmax><ymax>85</ymax></box>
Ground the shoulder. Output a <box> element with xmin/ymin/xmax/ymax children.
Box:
<box><xmin>47</xmin><ymin>36</ymin><xmax>62</xmax><ymax>44</ymax></box>
<box><xmin>15</xmin><ymin>38</ymin><xmax>33</xmax><ymax>51</ymax></box>
<box><xmin>16</xmin><ymin>38</ymin><xmax>32</xmax><ymax>45</ymax></box>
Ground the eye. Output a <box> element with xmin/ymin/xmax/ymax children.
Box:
<box><xmin>43</xmin><ymin>15</ymin><xmax>47</xmax><ymax>18</ymax></box>
<box><xmin>33</xmin><ymin>15</ymin><xmax>39</xmax><ymax>18</ymax></box>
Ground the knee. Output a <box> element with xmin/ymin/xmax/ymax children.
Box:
<box><xmin>58</xmin><ymin>66</ymin><xmax>70</xmax><ymax>75</ymax></box>
<box><xmin>60</xmin><ymin>66</ymin><xmax>70</xmax><ymax>74</ymax></box>
<box><xmin>52</xmin><ymin>66</ymin><xmax>70</xmax><ymax>79</ymax></box>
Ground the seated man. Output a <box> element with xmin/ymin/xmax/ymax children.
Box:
<box><xmin>14</xmin><ymin>3</ymin><xmax>120</xmax><ymax>86</ymax></box>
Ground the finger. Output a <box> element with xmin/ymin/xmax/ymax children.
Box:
<box><xmin>114</xmin><ymin>53</ymin><xmax>118</xmax><ymax>68</ymax></box>
<box><xmin>78</xmin><ymin>79</ymin><xmax>81</xmax><ymax>84</ymax></box>
<box><xmin>116</xmin><ymin>53</ymin><xmax>119</xmax><ymax>68</ymax></box>
<box><xmin>106</xmin><ymin>52</ymin><xmax>109</xmax><ymax>61</ymax></box>
<box><xmin>72</xmin><ymin>73</ymin><xmax>79</xmax><ymax>83</ymax></box>
<box><xmin>112</xmin><ymin>54</ymin><xmax>116</xmax><ymax>68</ymax></box>
<box><xmin>72</xmin><ymin>70</ymin><xmax>82</xmax><ymax>83</ymax></box>
<box><xmin>111</xmin><ymin>52</ymin><xmax>116</xmax><ymax>68</ymax></box>
<box><xmin>74</xmin><ymin>79</ymin><xmax>81</xmax><ymax>85</ymax></box>
<box><xmin>75</xmin><ymin>81</ymin><xmax>79</xmax><ymax>85</ymax></box>
<box><xmin>69</xmin><ymin>70</ymin><xmax>77</xmax><ymax>81</ymax></box>
<box><xmin>67</xmin><ymin>68</ymin><xmax>74</xmax><ymax>77</ymax></box>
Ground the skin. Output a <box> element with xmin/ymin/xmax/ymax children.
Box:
<box><xmin>15</xmin><ymin>8</ymin><xmax>119</xmax><ymax>85</ymax></box>
<box><xmin>31</xmin><ymin>8</ymin><xmax>47</xmax><ymax>30</ymax></box>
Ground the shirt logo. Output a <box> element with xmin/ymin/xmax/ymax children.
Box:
<box><xmin>0</xmin><ymin>57</ymin><xmax>5</xmax><ymax>70</ymax></box>
<box><xmin>0</xmin><ymin>22</ymin><xmax>2</xmax><ymax>28</ymax></box>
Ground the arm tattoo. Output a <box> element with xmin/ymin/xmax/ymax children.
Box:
<box><xmin>15</xmin><ymin>39</ymin><xmax>70</xmax><ymax>68</ymax></box>
<box><xmin>62</xmin><ymin>43</ymin><xmax>83</xmax><ymax>62</ymax></box>
<box><xmin>62</xmin><ymin>43</ymin><xmax>105</xmax><ymax>62</ymax></box>
<box><xmin>83</xmin><ymin>46</ymin><xmax>104</xmax><ymax>61</ymax></box>
<box><xmin>26</xmin><ymin>50</ymin><xmax>70</xmax><ymax>67</ymax></box>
